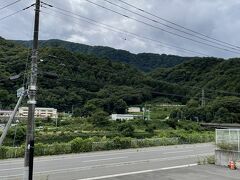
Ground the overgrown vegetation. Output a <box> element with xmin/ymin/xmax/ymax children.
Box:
<box><xmin>216</xmin><ymin>143</ymin><xmax>239</xmax><ymax>151</ymax></box>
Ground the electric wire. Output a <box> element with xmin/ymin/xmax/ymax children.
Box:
<box><xmin>0</xmin><ymin>0</ymin><xmax>22</xmax><ymax>12</ymax></box>
<box><xmin>40</xmin><ymin>55</ymin><xmax>240</xmax><ymax>100</ymax></box>
<box><xmin>0</xmin><ymin>3</ymin><xmax>35</xmax><ymax>22</ymax></box>
<box><xmin>84</xmin><ymin>0</ymin><xmax>240</xmax><ymax>55</ymax></box>
<box><xmin>155</xmin><ymin>79</ymin><xmax>240</xmax><ymax>97</ymax></box>
<box><xmin>40</xmin><ymin>2</ymin><xmax>210</xmax><ymax>57</ymax></box>
<box><xmin>116</xmin><ymin>0</ymin><xmax>240</xmax><ymax>50</ymax></box>
<box><xmin>42</xmin><ymin>10</ymin><xmax>207</xmax><ymax>57</ymax></box>
<box><xmin>102</xmin><ymin>0</ymin><xmax>240</xmax><ymax>52</ymax></box>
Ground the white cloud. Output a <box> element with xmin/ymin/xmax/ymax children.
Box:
<box><xmin>1</xmin><ymin>0</ymin><xmax>240</xmax><ymax>58</ymax></box>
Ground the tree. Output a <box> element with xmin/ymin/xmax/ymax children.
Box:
<box><xmin>214</xmin><ymin>107</ymin><xmax>230</xmax><ymax>123</ymax></box>
<box><xmin>91</xmin><ymin>110</ymin><xmax>109</xmax><ymax>127</ymax></box>
<box><xmin>187</xmin><ymin>99</ymin><xmax>199</xmax><ymax>108</ymax></box>
<box><xmin>114</xmin><ymin>99</ymin><xmax>127</xmax><ymax>114</ymax></box>
<box><xmin>117</xmin><ymin>122</ymin><xmax>135</xmax><ymax>137</ymax></box>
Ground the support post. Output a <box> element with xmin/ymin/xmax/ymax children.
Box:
<box><xmin>23</xmin><ymin>0</ymin><xmax>40</xmax><ymax>179</ymax></box>
<box><xmin>0</xmin><ymin>93</ymin><xmax>24</xmax><ymax>146</ymax></box>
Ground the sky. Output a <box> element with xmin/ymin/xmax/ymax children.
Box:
<box><xmin>1</xmin><ymin>0</ymin><xmax>240</xmax><ymax>58</ymax></box>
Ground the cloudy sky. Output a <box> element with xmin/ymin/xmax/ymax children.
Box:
<box><xmin>1</xmin><ymin>0</ymin><xmax>240</xmax><ymax>58</ymax></box>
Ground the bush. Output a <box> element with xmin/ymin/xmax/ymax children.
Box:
<box><xmin>112</xmin><ymin>137</ymin><xmax>132</xmax><ymax>149</ymax></box>
<box><xmin>117</xmin><ymin>122</ymin><xmax>135</xmax><ymax>137</ymax></box>
<box><xmin>0</xmin><ymin>146</ymin><xmax>8</xmax><ymax>159</ymax></box>
<box><xmin>177</xmin><ymin>120</ymin><xmax>202</xmax><ymax>131</ymax></box>
<box><xmin>70</xmin><ymin>137</ymin><xmax>93</xmax><ymax>153</ymax></box>
<box><xmin>217</xmin><ymin>143</ymin><xmax>238</xmax><ymax>151</ymax></box>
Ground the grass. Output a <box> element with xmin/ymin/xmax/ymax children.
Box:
<box><xmin>198</xmin><ymin>155</ymin><xmax>215</xmax><ymax>165</ymax></box>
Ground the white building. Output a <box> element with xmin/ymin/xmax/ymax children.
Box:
<box><xmin>128</xmin><ymin>107</ymin><xmax>142</xmax><ymax>113</ymax></box>
<box><xmin>0</xmin><ymin>110</ymin><xmax>13</xmax><ymax>118</ymax></box>
<box><xmin>18</xmin><ymin>107</ymin><xmax>58</xmax><ymax>119</ymax></box>
<box><xmin>111</xmin><ymin>114</ymin><xmax>142</xmax><ymax>121</ymax></box>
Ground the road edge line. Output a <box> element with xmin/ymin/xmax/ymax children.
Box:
<box><xmin>77</xmin><ymin>163</ymin><xmax>198</xmax><ymax>180</ymax></box>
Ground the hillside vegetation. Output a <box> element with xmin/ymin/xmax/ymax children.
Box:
<box><xmin>150</xmin><ymin>58</ymin><xmax>240</xmax><ymax>123</ymax></box>
<box><xmin>1</xmin><ymin>37</ymin><xmax>240</xmax><ymax>123</ymax></box>
<box><xmin>15</xmin><ymin>39</ymin><xmax>191</xmax><ymax>72</ymax></box>
<box><xmin>0</xmin><ymin>37</ymin><xmax>185</xmax><ymax>113</ymax></box>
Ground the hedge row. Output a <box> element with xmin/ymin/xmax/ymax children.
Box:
<box><xmin>0</xmin><ymin>133</ymin><xmax>214</xmax><ymax>159</ymax></box>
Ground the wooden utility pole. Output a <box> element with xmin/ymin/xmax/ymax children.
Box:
<box><xmin>23</xmin><ymin>0</ymin><xmax>40</xmax><ymax>179</ymax></box>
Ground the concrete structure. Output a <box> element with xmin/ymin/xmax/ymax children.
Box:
<box><xmin>215</xmin><ymin>129</ymin><xmax>240</xmax><ymax>167</ymax></box>
<box><xmin>111</xmin><ymin>114</ymin><xmax>142</xmax><ymax>121</ymax></box>
<box><xmin>215</xmin><ymin>149</ymin><xmax>240</xmax><ymax>166</ymax></box>
<box><xmin>128</xmin><ymin>107</ymin><xmax>141</xmax><ymax>113</ymax></box>
<box><xmin>201</xmin><ymin>123</ymin><xmax>240</xmax><ymax>129</ymax></box>
<box><xmin>19</xmin><ymin>107</ymin><xmax>58</xmax><ymax>119</ymax></box>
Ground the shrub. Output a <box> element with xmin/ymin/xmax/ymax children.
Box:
<box><xmin>0</xmin><ymin>146</ymin><xmax>8</xmax><ymax>159</ymax></box>
<box><xmin>112</xmin><ymin>137</ymin><xmax>131</xmax><ymax>149</ymax></box>
<box><xmin>70</xmin><ymin>137</ymin><xmax>93</xmax><ymax>153</ymax></box>
<box><xmin>217</xmin><ymin>143</ymin><xmax>239</xmax><ymax>151</ymax></box>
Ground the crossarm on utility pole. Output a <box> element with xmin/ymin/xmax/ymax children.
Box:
<box><xmin>0</xmin><ymin>92</ymin><xmax>25</xmax><ymax>146</ymax></box>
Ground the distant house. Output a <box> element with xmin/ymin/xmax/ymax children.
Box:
<box><xmin>19</xmin><ymin>107</ymin><xmax>58</xmax><ymax>119</ymax></box>
<box><xmin>128</xmin><ymin>107</ymin><xmax>142</xmax><ymax>113</ymax></box>
<box><xmin>0</xmin><ymin>110</ymin><xmax>13</xmax><ymax>118</ymax></box>
<box><xmin>0</xmin><ymin>110</ymin><xmax>19</xmax><ymax>123</ymax></box>
<box><xmin>111</xmin><ymin>114</ymin><xmax>142</xmax><ymax>121</ymax></box>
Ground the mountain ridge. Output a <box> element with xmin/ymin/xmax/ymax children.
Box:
<box><xmin>14</xmin><ymin>39</ymin><xmax>192</xmax><ymax>72</ymax></box>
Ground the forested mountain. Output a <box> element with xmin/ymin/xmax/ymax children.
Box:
<box><xmin>2</xmin><ymin>36</ymin><xmax>240</xmax><ymax>123</ymax></box>
<box><xmin>150</xmin><ymin>58</ymin><xmax>240</xmax><ymax>123</ymax></box>
<box><xmin>150</xmin><ymin>57</ymin><xmax>240</xmax><ymax>93</ymax></box>
<box><xmin>15</xmin><ymin>39</ymin><xmax>191</xmax><ymax>72</ymax></box>
<box><xmin>0</xmin><ymin>37</ymin><xmax>186</xmax><ymax>113</ymax></box>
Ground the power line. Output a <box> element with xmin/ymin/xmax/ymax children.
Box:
<box><xmin>116</xmin><ymin>0</ymin><xmax>240</xmax><ymax>50</ymax></box>
<box><xmin>41</xmin><ymin>2</ymin><xmax>209</xmax><ymax>57</ymax></box>
<box><xmin>0</xmin><ymin>9</ymin><xmax>22</xmax><ymax>21</ymax></box>
<box><xmin>0</xmin><ymin>3</ymin><xmax>35</xmax><ymax>22</ymax></box>
<box><xmin>84</xmin><ymin>0</ymin><xmax>240</xmax><ymax>55</ymax></box>
<box><xmin>0</xmin><ymin>0</ymin><xmax>22</xmax><ymax>12</ymax></box>
<box><xmin>102</xmin><ymin>0</ymin><xmax>240</xmax><ymax>52</ymax></box>
<box><xmin>154</xmin><ymin>79</ymin><xmax>240</xmax><ymax>97</ymax></box>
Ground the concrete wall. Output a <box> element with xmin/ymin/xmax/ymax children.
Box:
<box><xmin>215</xmin><ymin>149</ymin><xmax>240</xmax><ymax>166</ymax></box>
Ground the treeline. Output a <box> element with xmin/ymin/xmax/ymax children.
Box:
<box><xmin>15</xmin><ymin>39</ymin><xmax>191</xmax><ymax>72</ymax></box>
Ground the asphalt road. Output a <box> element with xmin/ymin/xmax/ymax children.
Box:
<box><xmin>0</xmin><ymin>143</ymin><xmax>215</xmax><ymax>180</ymax></box>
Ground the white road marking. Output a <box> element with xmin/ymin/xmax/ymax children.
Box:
<box><xmin>0</xmin><ymin>167</ymin><xmax>23</xmax><ymax>172</ymax></box>
<box><xmin>77</xmin><ymin>164</ymin><xmax>198</xmax><ymax>180</ymax></box>
<box><xmin>82</xmin><ymin>157</ymin><xmax>127</xmax><ymax>163</ymax></box>
<box><xmin>0</xmin><ymin>152</ymin><xmax>211</xmax><ymax>178</ymax></box>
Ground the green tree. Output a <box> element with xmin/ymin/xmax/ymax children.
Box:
<box><xmin>214</xmin><ymin>107</ymin><xmax>232</xmax><ymax>123</ymax></box>
<box><xmin>117</xmin><ymin>122</ymin><xmax>135</xmax><ymax>137</ymax></box>
<box><xmin>91</xmin><ymin>110</ymin><xmax>109</xmax><ymax>127</ymax></box>
<box><xmin>114</xmin><ymin>99</ymin><xmax>127</xmax><ymax>114</ymax></box>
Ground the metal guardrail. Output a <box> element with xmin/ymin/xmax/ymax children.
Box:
<box><xmin>201</xmin><ymin>123</ymin><xmax>240</xmax><ymax>129</ymax></box>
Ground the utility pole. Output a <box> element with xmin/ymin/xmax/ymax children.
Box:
<box><xmin>147</xmin><ymin>105</ymin><xmax>151</xmax><ymax>121</ymax></box>
<box><xmin>23</xmin><ymin>0</ymin><xmax>40</xmax><ymax>179</ymax></box>
<box><xmin>143</xmin><ymin>105</ymin><xmax>145</xmax><ymax>120</ymax></box>
<box><xmin>201</xmin><ymin>88</ymin><xmax>205</xmax><ymax>107</ymax></box>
